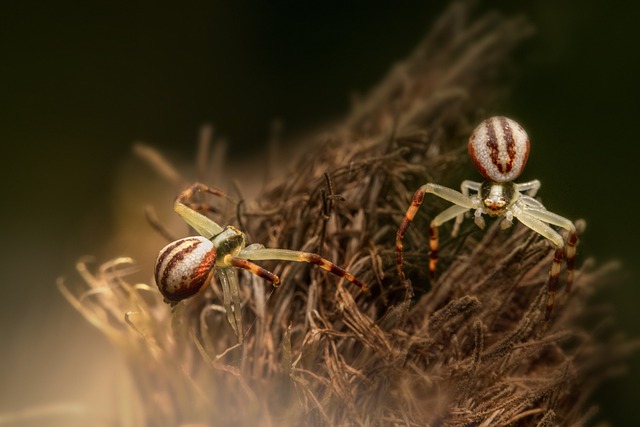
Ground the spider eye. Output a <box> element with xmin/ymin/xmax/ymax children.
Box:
<box><xmin>154</xmin><ymin>236</ymin><xmax>217</xmax><ymax>301</ymax></box>
<box><xmin>484</xmin><ymin>199</ymin><xmax>506</xmax><ymax>208</ymax></box>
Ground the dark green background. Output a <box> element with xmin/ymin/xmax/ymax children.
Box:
<box><xmin>2</xmin><ymin>1</ymin><xmax>638</xmax><ymax>425</ymax></box>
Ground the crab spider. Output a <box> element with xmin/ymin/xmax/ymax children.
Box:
<box><xmin>395</xmin><ymin>116</ymin><xmax>578</xmax><ymax>320</ymax></box>
<box><xmin>154</xmin><ymin>183</ymin><xmax>368</xmax><ymax>342</ymax></box>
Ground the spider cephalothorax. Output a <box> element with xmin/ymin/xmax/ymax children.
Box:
<box><xmin>396</xmin><ymin>116</ymin><xmax>578</xmax><ymax>320</ymax></box>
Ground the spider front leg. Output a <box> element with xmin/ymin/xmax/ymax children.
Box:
<box><xmin>512</xmin><ymin>205</ymin><xmax>578</xmax><ymax>321</ymax></box>
<box><xmin>396</xmin><ymin>183</ymin><xmax>476</xmax><ymax>282</ymax></box>
<box><xmin>217</xmin><ymin>258</ymin><xmax>281</xmax><ymax>343</ymax></box>
<box><xmin>518</xmin><ymin>204</ymin><xmax>578</xmax><ymax>289</ymax></box>
<box><xmin>174</xmin><ymin>182</ymin><xmax>226</xmax><ymax>238</ymax></box>
<box><xmin>238</xmin><ymin>247</ymin><xmax>369</xmax><ymax>293</ymax></box>
<box><xmin>429</xmin><ymin>204</ymin><xmax>473</xmax><ymax>278</ymax></box>
<box><xmin>452</xmin><ymin>180</ymin><xmax>481</xmax><ymax>237</ymax></box>
<box><xmin>516</xmin><ymin>179</ymin><xmax>541</xmax><ymax>198</ymax></box>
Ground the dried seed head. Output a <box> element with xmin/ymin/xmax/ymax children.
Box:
<box><xmin>154</xmin><ymin>236</ymin><xmax>217</xmax><ymax>301</ymax></box>
<box><xmin>468</xmin><ymin>116</ymin><xmax>530</xmax><ymax>182</ymax></box>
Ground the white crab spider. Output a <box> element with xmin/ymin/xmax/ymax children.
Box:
<box><xmin>396</xmin><ymin>116</ymin><xmax>578</xmax><ymax>320</ymax></box>
<box><xmin>154</xmin><ymin>183</ymin><xmax>368</xmax><ymax>342</ymax></box>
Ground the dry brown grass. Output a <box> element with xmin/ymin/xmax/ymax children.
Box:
<box><xmin>60</xmin><ymin>2</ymin><xmax>635</xmax><ymax>426</ymax></box>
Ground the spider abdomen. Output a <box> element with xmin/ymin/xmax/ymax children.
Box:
<box><xmin>468</xmin><ymin>116</ymin><xmax>530</xmax><ymax>183</ymax></box>
<box><xmin>154</xmin><ymin>236</ymin><xmax>217</xmax><ymax>302</ymax></box>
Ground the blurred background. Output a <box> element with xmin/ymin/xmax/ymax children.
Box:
<box><xmin>1</xmin><ymin>1</ymin><xmax>638</xmax><ymax>425</ymax></box>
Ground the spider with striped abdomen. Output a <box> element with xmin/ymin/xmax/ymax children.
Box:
<box><xmin>396</xmin><ymin>116</ymin><xmax>578</xmax><ymax>320</ymax></box>
<box><xmin>154</xmin><ymin>183</ymin><xmax>369</xmax><ymax>343</ymax></box>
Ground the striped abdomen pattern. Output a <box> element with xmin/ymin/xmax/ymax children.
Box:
<box><xmin>468</xmin><ymin>116</ymin><xmax>530</xmax><ymax>183</ymax></box>
<box><xmin>154</xmin><ymin>236</ymin><xmax>217</xmax><ymax>301</ymax></box>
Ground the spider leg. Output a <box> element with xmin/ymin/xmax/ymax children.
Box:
<box><xmin>518</xmin><ymin>195</ymin><xmax>545</xmax><ymax>209</ymax></box>
<box><xmin>238</xmin><ymin>247</ymin><xmax>369</xmax><ymax>293</ymax></box>
<box><xmin>208</xmin><ymin>253</ymin><xmax>282</xmax><ymax>345</ymax></box>
<box><xmin>174</xmin><ymin>183</ymin><xmax>226</xmax><ymax>238</ymax></box>
<box><xmin>216</xmin><ymin>267</ymin><xmax>243</xmax><ymax>342</ymax></box>
<box><xmin>225</xmin><ymin>256</ymin><xmax>281</xmax><ymax>286</ymax></box>
<box><xmin>452</xmin><ymin>180</ymin><xmax>481</xmax><ymax>237</ymax></box>
<box><xmin>396</xmin><ymin>183</ymin><xmax>475</xmax><ymax>282</ymax></box>
<box><xmin>177</xmin><ymin>182</ymin><xmax>226</xmax><ymax>201</ymax></box>
<box><xmin>511</xmin><ymin>208</ymin><xmax>566</xmax><ymax>321</ymax></box>
<box><xmin>429</xmin><ymin>204</ymin><xmax>472</xmax><ymax>278</ymax></box>
<box><xmin>519</xmin><ymin>204</ymin><xmax>578</xmax><ymax>290</ymax></box>
<box><xmin>182</xmin><ymin>202</ymin><xmax>220</xmax><ymax>215</ymax></box>
<box><xmin>516</xmin><ymin>179</ymin><xmax>541</xmax><ymax>197</ymax></box>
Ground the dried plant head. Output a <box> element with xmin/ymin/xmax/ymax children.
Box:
<box><xmin>60</xmin><ymin>2</ymin><xmax>636</xmax><ymax>426</ymax></box>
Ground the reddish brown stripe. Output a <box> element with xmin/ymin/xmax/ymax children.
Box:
<box><xmin>522</xmin><ymin>138</ymin><xmax>530</xmax><ymax>171</ymax></box>
<box><xmin>305</xmin><ymin>253</ymin><xmax>339</xmax><ymax>273</ymax></box>
<box><xmin>429</xmin><ymin>249</ymin><xmax>439</xmax><ymax>279</ymax></box>
<box><xmin>329</xmin><ymin>264</ymin><xmax>344</xmax><ymax>276</ymax></box>
<box><xmin>395</xmin><ymin>240</ymin><xmax>403</xmax><ymax>261</ymax></box>
<box><xmin>155</xmin><ymin>239</ymin><xmax>185</xmax><ymax>283</ymax></box>
<box><xmin>412</xmin><ymin>188</ymin><xmax>424</xmax><ymax>205</ymax></box>
<box><xmin>429</xmin><ymin>260</ymin><xmax>437</xmax><ymax>279</ymax></box>
<box><xmin>349</xmin><ymin>276</ymin><xmax>369</xmax><ymax>293</ymax></box>
<box><xmin>302</xmin><ymin>253</ymin><xmax>367</xmax><ymax>291</ymax></box>
<box><xmin>545</xmin><ymin>247</ymin><xmax>565</xmax><ymax>320</ymax></box>
<box><xmin>305</xmin><ymin>253</ymin><xmax>323</xmax><ymax>266</ymax></box>
<box><xmin>545</xmin><ymin>291</ymin><xmax>556</xmax><ymax>321</ymax></box>
<box><xmin>499</xmin><ymin>116</ymin><xmax>515</xmax><ymax>174</ymax></box>
<box><xmin>190</xmin><ymin>247</ymin><xmax>216</xmax><ymax>282</ymax></box>
<box><xmin>396</xmin><ymin>236</ymin><xmax>405</xmax><ymax>279</ymax></box>
<box><xmin>154</xmin><ymin>237</ymin><xmax>199</xmax><ymax>286</ymax></box>
<box><xmin>396</xmin><ymin>188</ymin><xmax>426</xmax><ymax>281</ymax></box>
<box><xmin>429</xmin><ymin>225</ymin><xmax>438</xmax><ymax>272</ymax></box>
<box><xmin>484</xmin><ymin>118</ymin><xmax>501</xmax><ymax>172</ymax></box>
<box><xmin>429</xmin><ymin>223</ymin><xmax>439</xmax><ymax>278</ymax></box>
<box><xmin>229</xmin><ymin>257</ymin><xmax>280</xmax><ymax>286</ymax></box>
<box><xmin>397</xmin><ymin>219</ymin><xmax>410</xmax><ymax>240</ymax></box>
<box><xmin>553</xmin><ymin>247</ymin><xmax>565</xmax><ymax>264</ymax></box>
<box><xmin>396</xmin><ymin>189</ymin><xmax>425</xmax><ymax>245</ymax></box>
<box><xmin>468</xmin><ymin>140</ymin><xmax>489</xmax><ymax>179</ymax></box>
<box><xmin>160</xmin><ymin>239</ymin><xmax>201</xmax><ymax>291</ymax></box>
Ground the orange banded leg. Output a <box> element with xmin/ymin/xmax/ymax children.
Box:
<box><xmin>238</xmin><ymin>248</ymin><xmax>369</xmax><ymax>293</ymax></box>
<box><xmin>565</xmin><ymin>231</ymin><xmax>578</xmax><ymax>292</ymax></box>
<box><xmin>428</xmin><ymin>204</ymin><xmax>471</xmax><ymax>279</ymax></box>
<box><xmin>227</xmin><ymin>256</ymin><xmax>281</xmax><ymax>286</ymax></box>
<box><xmin>297</xmin><ymin>252</ymin><xmax>369</xmax><ymax>294</ymax></box>
<box><xmin>545</xmin><ymin>246</ymin><xmax>565</xmax><ymax>321</ymax></box>
<box><xmin>516</xmin><ymin>205</ymin><xmax>579</xmax><ymax>313</ymax></box>
<box><xmin>396</xmin><ymin>184</ymin><xmax>475</xmax><ymax>282</ymax></box>
<box><xmin>429</xmin><ymin>223</ymin><xmax>438</xmax><ymax>278</ymax></box>
<box><xmin>512</xmin><ymin>210</ymin><xmax>568</xmax><ymax>321</ymax></box>
<box><xmin>177</xmin><ymin>182</ymin><xmax>226</xmax><ymax>204</ymax></box>
<box><xmin>396</xmin><ymin>188</ymin><xmax>425</xmax><ymax>281</ymax></box>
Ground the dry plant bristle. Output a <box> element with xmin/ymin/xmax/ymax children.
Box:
<box><xmin>62</xmin><ymin>3</ymin><xmax>635</xmax><ymax>426</ymax></box>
